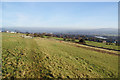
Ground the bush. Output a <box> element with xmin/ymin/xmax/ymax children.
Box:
<box><xmin>34</xmin><ymin>33</ymin><xmax>38</xmax><ymax>37</ymax></box>
<box><xmin>79</xmin><ymin>39</ymin><xmax>86</xmax><ymax>44</ymax></box>
<box><xmin>63</xmin><ymin>37</ymin><xmax>66</xmax><ymax>41</ymax></box>
<box><xmin>72</xmin><ymin>37</ymin><xmax>75</xmax><ymax>42</ymax></box>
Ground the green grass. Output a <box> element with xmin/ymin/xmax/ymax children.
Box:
<box><xmin>52</xmin><ymin>37</ymin><xmax>119</xmax><ymax>51</ymax></box>
<box><xmin>2</xmin><ymin>33</ymin><xmax>50</xmax><ymax>78</ymax></box>
<box><xmin>2</xmin><ymin>33</ymin><xmax>118</xmax><ymax>78</ymax></box>
<box><xmin>85</xmin><ymin>41</ymin><xmax>119</xmax><ymax>50</ymax></box>
<box><xmin>52</xmin><ymin>37</ymin><xmax>63</xmax><ymax>40</ymax></box>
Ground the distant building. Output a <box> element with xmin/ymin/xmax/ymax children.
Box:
<box><xmin>102</xmin><ymin>40</ymin><xmax>106</xmax><ymax>43</ymax></box>
<box><xmin>95</xmin><ymin>36</ymin><xmax>107</xmax><ymax>40</ymax></box>
<box><xmin>6</xmin><ymin>31</ymin><xmax>10</xmax><ymax>33</ymax></box>
<box><xmin>114</xmin><ymin>40</ymin><xmax>117</xmax><ymax>43</ymax></box>
<box><xmin>50</xmin><ymin>32</ymin><xmax>53</xmax><ymax>34</ymax></box>
<box><xmin>10</xmin><ymin>31</ymin><xmax>16</xmax><ymax>33</ymax></box>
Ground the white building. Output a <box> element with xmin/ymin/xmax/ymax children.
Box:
<box><xmin>6</xmin><ymin>31</ymin><xmax>10</xmax><ymax>33</ymax></box>
<box><xmin>10</xmin><ymin>31</ymin><xmax>16</xmax><ymax>33</ymax></box>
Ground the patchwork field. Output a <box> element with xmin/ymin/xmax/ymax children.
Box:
<box><xmin>2</xmin><ymin>33</ymin><xmax>118</xmax><ymax>78</ymax></box>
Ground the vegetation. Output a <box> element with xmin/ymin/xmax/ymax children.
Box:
<box><xmin>24</xmin><ymin>32</ymin><xmax>119</xmax><ymax>51</ymax></box>
<box><xmin>51</xmin><ymin>37</ymin><xmax>119</xmax><ymax>51</ymax></box>
<box><xmin>85</xmin><ymin>41</ymin><xmax>119</xmax><ymax>50</ymax></box>
<box><xmin>2</xmin><ymin>33</ymin><xmax>118</xmax><ymax>78</ymax></box>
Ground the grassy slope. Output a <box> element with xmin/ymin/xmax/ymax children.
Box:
<box><xmin>2</xmin><ymin>33</ymin><xmax>50</xmax><ymax>78</ymax></box>
<box><xmin>52</xmin><ymin>37</ymin><xmax>119</xmax><ymax>50</ymax></box>
<box><xmin>2</xmin><ymin>33</ymin><xmax>118</xmax><ymax>78</ymax></box>
<box><xmin>85</xmin><ymin>41</ymin><xmax>119</xmax><ymax>50</ymax></box>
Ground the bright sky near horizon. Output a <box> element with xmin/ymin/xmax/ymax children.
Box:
<box><xmin>2</xmin><ymin>2</ymin><xmax>118</xmax><ymax>29</ymax></box>
<box><xmin>1</xmin><ymin>0</ymin><xmax>119</xmax><ymax>2</ymax></box>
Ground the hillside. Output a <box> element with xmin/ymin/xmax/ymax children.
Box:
<box><xmin>2</xmin><ymin>33</ymin><xmax>118</xmax><ymax>78</ymax></box>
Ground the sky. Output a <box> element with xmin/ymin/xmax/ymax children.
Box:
<box><xmin>1</xmin><ymin>0</ymin><xmax>119</xmax><ymax>2</ymax></box>
<box><xmin>2</xmin><ymin>2</ymin><xmax>118</xmax><ymax>29</ymax></box>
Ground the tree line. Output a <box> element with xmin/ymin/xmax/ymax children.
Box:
<box><xmin>25</xmin><ymin>32</ymin><xmax>119</xmax><ymax>46</ymax></box>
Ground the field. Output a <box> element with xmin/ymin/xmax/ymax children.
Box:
<box><xmin>85</xmin><ymin>41</ymin><xmax>119</xmax><ymax>50</ymax></box>
<box><xmin>52</xmin><ymin>37</ymin><xmax>119</xmax><ymax>51</ymax></box>
<box><xmin>2</xmin><ymin>33</ymin><xmax>118</xmax><ymax>78</ymax></box>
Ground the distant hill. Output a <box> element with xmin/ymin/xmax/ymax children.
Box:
<box><xmin>68</xmin><ymin>28</ymin><xmax>118</xmax><ymax>36</ymax></box>
<box><xmin>2</xmin><ymin>27</ymin><xmax>118</xmax><ymax>36</ymax></box>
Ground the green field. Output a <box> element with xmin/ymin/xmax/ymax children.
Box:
<box><xmin>2</xmin><ymin>33</ymin><xmax>118</xmax><ymax>78</ymax></box>
<box><xmin>52</xmin><ymin>37</ymin><xmax>119</xmax><ymax>51</ymax></box>
<box><xmin>85</xmin><ymin>41</ymin><xmax>119</xmax><ymax>50</ymax></box>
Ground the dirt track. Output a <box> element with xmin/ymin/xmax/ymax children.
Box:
<box><xmin>57</xmin><ymin>40</ymin><xmax>120</xmax><ymax>56</ymax></box>
<box><xmin>75</xmin><ymin>44</ymin><xmax>120</xmax><ymax>56</ymax></box>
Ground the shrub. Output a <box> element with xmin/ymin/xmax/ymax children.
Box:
<box><xmin>79</xmin><ymin>39</ymin><xmax>86</xmax><ymax>44</ymax></box>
